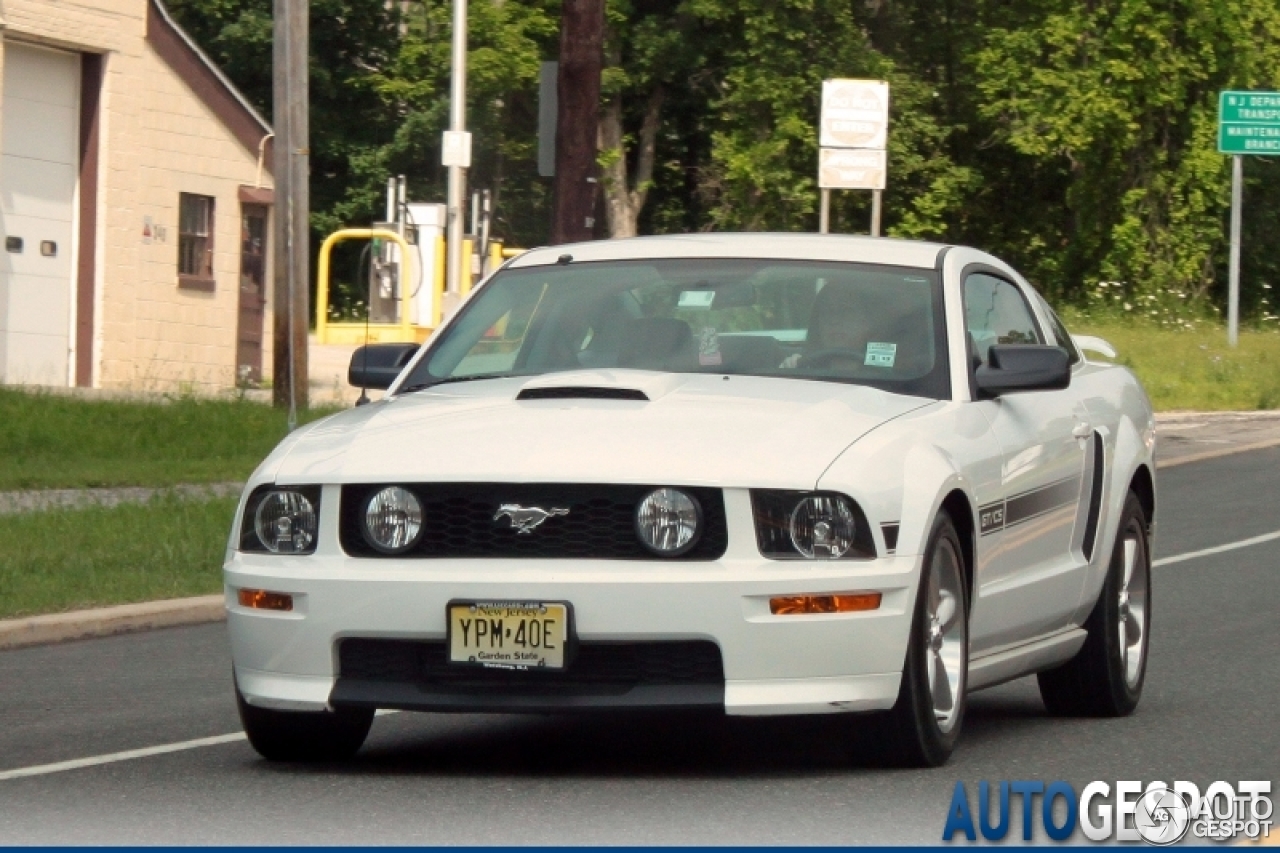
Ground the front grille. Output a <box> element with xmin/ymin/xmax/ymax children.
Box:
<box><xmin>338</xmin><ymin>638</ymin><xmax>723</xmax><ymax>695</ymax></box>
<box><xmin>340</xmin><ymin>483</ymin><xmax>728</xmax><ymax>560</ymax></box>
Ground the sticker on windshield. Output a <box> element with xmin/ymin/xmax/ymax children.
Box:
<box><xmin>678</xmin><ymin>290</ymin><xmax>716</xmax><ymax>309</ymax></box>
<box><xmin>865</xmin><ymin>342</ymin><xmax>897</xmax><ymax>367</ymax></box>
<box><xmin>699</xmin><ymin>327</ymin><xmax>723</xmax><ymax>366</ymax></box>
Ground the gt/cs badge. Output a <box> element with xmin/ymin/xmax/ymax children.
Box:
<box><xmin>494</xmin><ymin>504</ymin><xmax>570</xmax><ymax>534</ymax></box>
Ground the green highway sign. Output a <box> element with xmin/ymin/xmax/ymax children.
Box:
<box><xmin>1219</xmin><ymin>91</ymin><xmax>1280</xmax><ymax>155</ymax></box>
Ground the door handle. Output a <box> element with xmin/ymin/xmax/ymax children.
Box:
<box><xmin>1073</xmin><ymin>421</ymin><xmax>1093</xmax><ymax>439</ymax></box>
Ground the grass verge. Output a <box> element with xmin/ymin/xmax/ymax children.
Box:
<box><xmin>1070</xmin><ymin>322</ymin><xmax>1280</xmax><ymax>411</ymax></box>
<box><xmin>0</xmin><ymin>390</ymin><xmax>340</xmax><ymax>490</ymax></box>
<box><xmin>0</xmin><ymin>495</ymin><xmax>236</xmax><ymax>620</ymax></box>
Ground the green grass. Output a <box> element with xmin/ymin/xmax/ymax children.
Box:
<box><xmin>0</xmin><ymin>495</ymin><xmax>236</xmax><ymax>620</ymax></box>
<box><xmin>0</xmin><ymin>390</ymin><xmax>341</xmax><ymax>490</ymax></box>
<box><xmin>1069</xmin><ymin>322</ymin><xmax>1280</xmax><ymax>411</ymax></box>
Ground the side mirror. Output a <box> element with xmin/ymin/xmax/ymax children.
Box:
<box><xmin>975</xmin><ymin>345</ymin><xmax>1070</xmax><ymax>397</ymax></box>
<box><xmin>348</xmin><ymin>343</ymin><xmax>419</xmax><ymax>391</ymax></box>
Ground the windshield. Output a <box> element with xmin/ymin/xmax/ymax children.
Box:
<box><xmin>405</xmin><ymin>258</ymin><xmax>950</xmax><ymax>399</ymax></box>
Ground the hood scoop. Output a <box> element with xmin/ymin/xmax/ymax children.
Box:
<box><xmin>517</xmin><ymin>386</ymin><xmax>649</xmax><ymax>401</ymax></box>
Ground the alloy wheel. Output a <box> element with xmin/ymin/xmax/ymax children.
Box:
<box><xmin>925</xmin><ymin>537</ymin><xmax>966</xmax><ymax>733</ymax></box>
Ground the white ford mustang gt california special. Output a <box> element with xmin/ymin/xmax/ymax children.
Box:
<box><xmin>225</xmin><ymin>233</ymin><xmax>1156</xmax><ymax>767</ymax></box>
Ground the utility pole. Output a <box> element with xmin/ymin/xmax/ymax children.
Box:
<box><xmin>272</xmin><ymin>0</ymin><xmax>309</xmax><ymax>421</ymax></box>
<box><xmin>551</xmin><ymin>0</ymin><xmax>603</xmax><ymax>245</ymax></box>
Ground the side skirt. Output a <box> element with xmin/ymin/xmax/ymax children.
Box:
<box><xmin>967</xmin><ymin>627</ymin><xmax>1087</xmax><ymax>692</ymax></box>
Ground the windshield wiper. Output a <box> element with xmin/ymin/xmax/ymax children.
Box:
<box><xmin>396</xmin><ymin>374</ymin><xmax>511</xmax><ymax>394</ymax></box>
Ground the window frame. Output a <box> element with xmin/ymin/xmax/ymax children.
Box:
<box><xmin>178</xmin><ymin>192</ymin><xmax>216</xmax><ymax>292</ymax></box>
<box><xmin>1039</xmin><ymin>295</ymin><xmax>1082</xmax><ymax>367</ymax></box>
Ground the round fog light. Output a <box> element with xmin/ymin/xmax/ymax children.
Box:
<box><xmin>362</xmin><ymin>486</ymin><xmax>424</xmax><ymax>553</ymax></box>
<box><xmin>635</xmin><ymin>488</ymin><xmax>701</xmax><ymax>556</ymax></box>
<box><xmin>254</xmin><ymin>490</ymin><xmax>317</xmax><ymax>554</ymax></box>
<box><xmin>789</xmin><ymin>495</ymin><xmax>856</xmax><ymax>559</ymax></box>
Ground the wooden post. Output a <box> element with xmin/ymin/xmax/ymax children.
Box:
<box><xmin>551</xmin><ymin>0</ymin><xmax>603</xmax><ymax>245</ymax></box>
<box><xmin>272</xmin><ymin>0</ymin><xmax>309</xmax><ymax>419</ymax></box>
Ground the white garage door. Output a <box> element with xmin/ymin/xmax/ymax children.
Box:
<box><xmin>0</xmin><ymin>42</ymin><xmax>79</xmax><ymax>386</ymax></box>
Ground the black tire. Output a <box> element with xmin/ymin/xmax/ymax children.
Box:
<box><xmin>236</xmin><ymin>684</ymin><xmax>374</xmax><ymax>762</ymax></box>
<box><xmin>1038</xmin><ymin>490</ymin><xmax>1150</xmax><ymax>716</ymax></box>
<box><xmin>878</xmin><ymin>511</ymin><xmax>969</xmax><ymax>767</ymax></box>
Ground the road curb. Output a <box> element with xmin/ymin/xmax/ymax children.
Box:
<box><xmin>0</xmin><ymin>594</ymin><xmax>225</xmax><ymax>652</ymax></box>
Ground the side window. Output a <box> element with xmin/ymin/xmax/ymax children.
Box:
<box><xmin>1040</xmin><ymin>297</ymin><xmax>1082</xmax><ymax>366</ymax></box>
<box><xmin>963</xmin><ymin>273</ymin><xmax>1042</xmax><ymax>366</ymax></box>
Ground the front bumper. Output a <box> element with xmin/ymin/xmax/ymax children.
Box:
<box><xmin>226</xmin><ymin>554</ymin><xmax>917</xmax><ymax>717</ymax></box>
<box><xmin>225</xmin><ymin>490</ymin><xmax>920</xmax><ymax>717</ymax></box>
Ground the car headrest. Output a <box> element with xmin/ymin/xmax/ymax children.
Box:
<box><xmin>617</xmin><ymin>318</ymin><xmax>695</xmax><ymax>369</ymax></box>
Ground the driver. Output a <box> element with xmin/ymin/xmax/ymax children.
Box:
<box><xmin>781</xmin><ymin>283</ymin><xmax>875</xmax><ymax>369</ymax></box>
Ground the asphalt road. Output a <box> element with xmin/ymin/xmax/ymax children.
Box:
<box><xmin>2</xmin><ymin>448</ymin><xmax>1278</xmax><ymax>844</ymax></box>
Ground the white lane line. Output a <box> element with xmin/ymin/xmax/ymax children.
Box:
<box><xmin>0</xmin><ymin>709</ymin><xmax>399</xmax><ymax>782</ymax></box>
<box><xmin>1154</xmin><ymin>529</ymin><xmax>1280</xmax><ymax>568</ymax></box>
<box><xmin>0</xmin><ymin>733</ymin><xmax>247</xmax><ymax>782</ymax></box>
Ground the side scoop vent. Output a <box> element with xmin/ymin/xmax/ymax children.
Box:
<box><xmin>517</xmin><ymin>386</ymin><xmax>649</xmax><ymax>401</ymax></box>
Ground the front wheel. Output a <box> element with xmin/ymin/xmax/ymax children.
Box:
<box><xmin>878</xmin><ymin>511</ymin><xmax>969</xmax><ymax>767</ymax></box>
<box><xmin>1037</xmin><ymin>490</ymin><xmax>1150</xmax><ymax>716</ymax></box>
<box><xmin>236</xmin><ymin>685</ymin><xmax>374</xmax><ymax>762</ymax></box>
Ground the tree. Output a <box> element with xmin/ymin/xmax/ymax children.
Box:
<box><xmin>976</xmin><ymin>0</ymin><xmax>1280</xmax><ymax>311</ymax></box>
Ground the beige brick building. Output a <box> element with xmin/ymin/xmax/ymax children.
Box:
<box><xmin>0</xmin><ymin>0</ymin><xmax>275</xmax><ymax>393</ymax></box>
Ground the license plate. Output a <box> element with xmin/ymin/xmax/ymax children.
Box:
<box><xmin>447</xmin><ymin>601</ymin><xmax>568</xmax><ymax>670</ymax></box>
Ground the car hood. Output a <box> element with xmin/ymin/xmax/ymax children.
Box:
<box><xmin>273</xmin><ymin>370</ymin><xmax>931</xmax><ymax>489</ymax></box>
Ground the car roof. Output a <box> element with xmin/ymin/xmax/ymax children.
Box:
<box><xmin>506</xmin><ymin>233</ymin><xmax>951</xmax><ymax>271</ymax></box>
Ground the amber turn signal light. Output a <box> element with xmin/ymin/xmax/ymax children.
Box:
<box><xmin>770</xmin><ymin>593</ymin><xmax>881</xmax><ymax>615</ymax></box>
<box><xmin>237</xmin><ymin>588</ymin><xmax>294</xmax><ymax>612</ymax></box>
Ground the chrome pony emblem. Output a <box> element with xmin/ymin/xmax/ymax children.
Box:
<box><xmin>494</xmin><ymin>504</ymin><xmax>570</xmax><ymax>534</ymax></box>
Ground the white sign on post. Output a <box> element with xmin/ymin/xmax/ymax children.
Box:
<box><xmin>441</xmin><ymin>131</ymin><xmax>473</xmax><ymax>169</ymax></box>
<box><xmin>819</xmin><ymin>148</ymin><xmax>887</xmax><ymax>190</ymax></box>
<box><xmin>820</xmin><ymin>79</ymin><xmax>889</xmax><ymax>150</ymax></box>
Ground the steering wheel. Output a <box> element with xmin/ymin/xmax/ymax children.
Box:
<box><xmin>800</xmin><ymin>348</ymin><xmax>866</xmax><ymax>369</ymax></box>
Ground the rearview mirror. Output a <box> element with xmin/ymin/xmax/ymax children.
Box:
<box><xmin>975</xmin><ymin>345</ymin><xmax>1070</xmax><ymax>397</ymax></box>
<box><xmin>348</xmin><ymin>343</ymin><xmax>419</xmax><ymax>391</ymax></box>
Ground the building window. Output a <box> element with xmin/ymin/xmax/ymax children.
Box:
<box><xmin>178</xmin><ymin>193</ymin><xmax>215</xmax><ymax>290</ymax></box>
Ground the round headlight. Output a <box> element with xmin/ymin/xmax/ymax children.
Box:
<box><xmin>789</xmin><ymin>495</ymin><xmax>856</xmax><ymax>559</ymax></box>
<box><xmin>635</xmin><ymin>488</ymin><xmax>701</xmax><ymax>556</ymax></box>
<box><xmin>254</xmin><ymin>490</ymin><xmax>317</xmax><ymax>554</ymax></box>
<box><xmin>362</xmin><ymin>486</ymin><xmax>424</xmax><ymax>553</ymax></box>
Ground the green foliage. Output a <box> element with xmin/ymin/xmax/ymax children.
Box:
<box><xmin>975</xmin><ymin>0</ymin><xmax>1280</xmax><ymax>304</ymax></box>
<box><xmin>168</xmin><ymin>0</ymin><xmax>1280</xmax><ymax>323</ymax></box>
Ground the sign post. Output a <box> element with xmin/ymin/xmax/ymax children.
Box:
<box><xmin>1218</xmin><ymin>90</ymin><xmax>1280</xmax><ymax>346</ymax></box>
<box><xmin>818</xmin><ymin>79</ymin><xmax>889</xmax><ymax>236</ymax></box>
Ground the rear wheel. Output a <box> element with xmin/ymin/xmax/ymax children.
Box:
<box><xmin>236</xmin><ymin>685</ymin><xmax>374</xmax><ymax>762</ymax></box>
<box><xmin>1038</xmin><ymin>490</ymin><xmax>1150</xmax><ymax>716</ymax></box>
<box><xmin>878</xmin><ymin>511</ymin><xmax>969</xmax><ymax>767</ymax></box>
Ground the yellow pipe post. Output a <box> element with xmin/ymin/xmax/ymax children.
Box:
<box><xmin>315</xmin><ymin>228</ymin><xmax>414</xmax><ymax>344</ymax></box>
<box><xmin>461</xmin><ymin>237</ymin><xmax>475</xmax><ymax>296</ymax></box>
<box><xmin>488</xmin><ymin>239</ymin><xmax>505</xmax><ymax>274</ymax></box>
<box><xmin>433</xmin><ymin>234</ymin><xmax>447</xmax><ymax>328</ymax></box>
